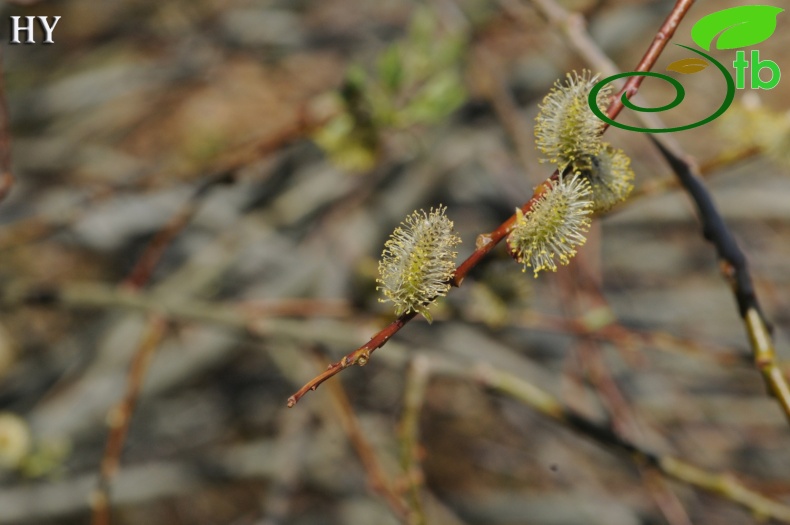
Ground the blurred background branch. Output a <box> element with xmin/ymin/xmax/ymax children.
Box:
<box><xmin>0</xmin><ymin>0</ymin><xmax>789</xmax><ymax>524</ymax></box>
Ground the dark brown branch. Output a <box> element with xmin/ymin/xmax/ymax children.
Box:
<box><xmin>651</xmin><ymin>140</ymin><xmax>755</xmax><ymax>317</ymax></box>
<box><xmin>522</xmin><ymin>0</ymin><xmax>790</xmax><ymax>423</ymax></box>
<box><xmin>475</xmin><ymin>364</ymin><xmax>790</xmax><ymax>523</ymax></box>
<box><xmin>649</xmin><ymin>137</ymin><xmax>790</xmax><ymax>423</ymax></box>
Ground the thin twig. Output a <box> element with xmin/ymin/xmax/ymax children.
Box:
<box><xmin>319</xmin><ymin>355</ymin><xmax>412</xmax><ymax>522</ymax></box>
<box><xmin>473</xmin><ymin>363</ymin><xmax>790</xmax><ymax>523</ymax></box>
<box><xmin>473</xmin><ymin>47</ymin><xmax>535</xmax><ymax>179</ymax></box>
<box><xmin>523</xmin><ymin>0</ymin><xmax>790</xmax><ymax>423</ymax></box>
<box><xmin>505</xmin><ymin>309</ymin><xmax>747</xmax><ymax>367</ymax></box>
<box><xmin>121</xmin><ymin>172</ymin><xmax>235</xmax><ymax>289</ymax></box>
<box><xmin>398</xmin><ymin>356</ymin><xmax>431</xmax><ymax>525</ymax></box>
<box><xmin>602</xmin><ymin>0</ymin><xmax>695</xmax><ymax>127</ymax></box>
<box><xmin>90</xmin><ymin>316</ymin><xmax>168</xmax><ymax>525</ymax></box>
<box><xmin>287</xmin><ymin>310</ymin><xmax>418</xmax><ymax>407</ymax></box>
<box><xmin>626</xmin><ymin>145</ymin><xmax>759</xmax><ymax>203</ymax></box>
<box><xmin>0</xmin><ymin>48</ymin><xmax>14</xmax><ymax>203</ymax></box>
<box><xmin>287</xmin><ymin>0</ymin><xmax>698</xmax><ymax>407</ymax></box>
<box><xmin>650</xmin><ymin>138</ymin><xmax>790</xmax><ymax>423</ymax></box>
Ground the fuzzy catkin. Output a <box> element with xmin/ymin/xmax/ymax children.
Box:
<box><xmin>377</xmin><ymin>207</ymin><xmax>461</xmax><ymax>322</ymax></box>
<box><xmin>507</xmin><ymin>174</ymin><xmax>593</xmax><ymax>277</ymax></box>
<box><xmin>534</xmin><ymin>71</ymin><xmax>611</xmax><ymax>170</ymax></box>
<box><xmin>717</xmin><ymin>97</ymin><xmax>790</xmax><ymax>168</ymax></box>
<box><xmin>582</xmin><ymin>145</ymin><xmax>635</xmax><ymax>213</ymax></box>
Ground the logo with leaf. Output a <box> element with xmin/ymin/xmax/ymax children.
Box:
<box><xmin>691</xmin><ymin>5</ymin><xmax>783</xmax><ymax>51</ymax></box>
<box><xmin>589</xmin><ymin>5</ymin><xmax>784</xmax><ymax>133</ymax></box>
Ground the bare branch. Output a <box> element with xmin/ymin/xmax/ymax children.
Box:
<box><xmin>474</xmin><ymin>363</ymin><xmax>790</xmax><ymax>523</ymax></box>
<box><xmin>90</xmin><ymin>316</ymin><xmax>168</xmax><ymax>525</ymax></box>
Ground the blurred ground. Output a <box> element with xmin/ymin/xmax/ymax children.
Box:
<box><xmin>0</xmin><ymin>0</ymin><xmax>789</xmax><ymax>524</ymax></box>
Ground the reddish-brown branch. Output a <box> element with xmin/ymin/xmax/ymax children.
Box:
<box><xmin>0</xmin><ymin>49</ymin><xmax>14</xmax><ymax>203</ymax></box>
<box><xmin>320</xmin><ymin>356</ymin><xmax>411</xmax><ymax>520</ymax></box>
<box><xmin>287</xmin><ymin>0</ymin><xmax>696</xmax><ymax>408</ymax></box>
<box><xmin>122</xmin><ymin>106</ymin><xmax>327</xmax><ymax>290</ymax></box>
<box><xmin>604</xmin><ymin>0</ymin><xmax>695</xmax><ymax>126</ymax></box>
<box><xmin>288</xmin><ymin>311</ymin><xmax>418</xmax><ymax>407</ymax></box>
<box><xmin>122</xmin><ymin>205</ymin><xmax>198</xmax><ymax>290</ymax></box>
<box><xmin>453</xmin><ymin>178</ymin><xmax>553</xmax><ymax>287</ymax></box>
<box><xmin>90</xmin><ymin>316</ymin><xmax>168</xmax><ymax>525</ymax></box>
<box><xmin>238</xmin><ymin>298</ymin><xmax>352</xmax><ymax>318</ymax></box>
<box><xmin>287</xmin><ymin>177</ymin><xmax>551</xmax><ymax>408</ymax></box>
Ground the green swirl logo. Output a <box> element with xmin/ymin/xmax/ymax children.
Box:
<box><xmin>588</xmin><ymin>45</ymin><xmax>735</xmax><ymax>134</ymax></box>
<box><xmin>589</xmin><ymin>5</ymin><xmax>786</xmax><ymax>133</ymax></box>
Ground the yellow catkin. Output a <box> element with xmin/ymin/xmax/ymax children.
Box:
<box><xmin>507</xmin><ymin>174</ymin><xmax>593</xmax><ymax>277</ymax></box>
<box><xmin>582</xmin><ymin>145</ymin><xmax>635</xmax><ymax>212</ymax></box>
<box><xmin>535</xmin><ymin>70</ymin><xmax>611</xmax><ymax>170</ymax></box>
<box><xmin>377</xmin><ymin>206</ymin><xmax>461</xmax><ymax>322</ymax></box>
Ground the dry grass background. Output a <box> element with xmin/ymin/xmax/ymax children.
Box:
<box><xmin>0</xmin><ymin>0</ymin><xmax>789</xmax><ymax>524</ymax></box>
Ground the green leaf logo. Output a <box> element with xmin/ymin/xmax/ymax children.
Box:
<box><xmin>691</xmin><ymin>5</ymin><xmax>784</xmax><ymax>51</ymax></box>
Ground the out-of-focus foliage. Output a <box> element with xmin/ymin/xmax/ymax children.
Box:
<box><xmin>0</xmin><ymin>413</ymin><xmax>30</xmax><ymax>470</ymax></box>
<box><xmin>313</xmin><ymin>8</ymin><xmax>467</xmax><ymax>171</ymax></box>
<box><xmin>717</xmin><ymin>93</ymin><xmax>790</xmax><ymax>167</ymax></box>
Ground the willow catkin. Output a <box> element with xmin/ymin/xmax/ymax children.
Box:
<box><xmin>377</xmin><ymin>206</ymin><xmax>461</xmax><ymax>322</ymax></box>
<box><xmin>535</xmin><ymin>70</ymin><xmax>611</xmax><ymax>171</ymax></box>
<box><xmin>582</xmin><ymin>145</ymin><xmax>635</xmax><ymax>213</ymax></box>
<box><xmin>507</xmin><ymin>174</ymin><xmax>593</xmax><ymax>277</ymax></box>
